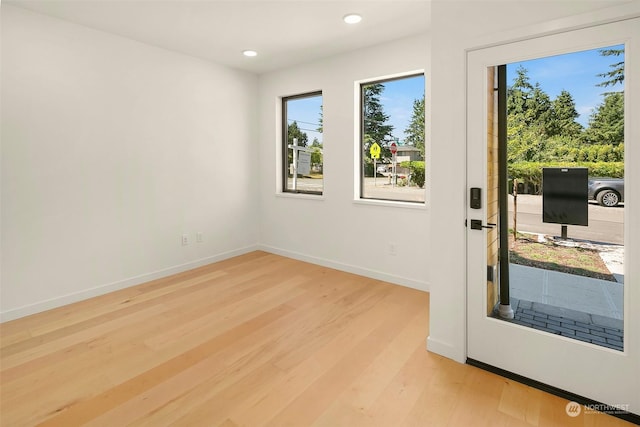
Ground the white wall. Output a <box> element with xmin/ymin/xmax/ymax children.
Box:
<box><xmin>427</xmin><ymin>0</ymin><xmax>638</xmax><ymax>362</ymax></box>
<box><xmin>4</xmin><ymin>2</ymin><xmax>633</xmax><ymax>370</ymax></box>
<box><xmin>257</xmin><ymin>34</ymin><xmax>430</xmax><ymax>291</ymax></box>
<box><xmin>1</xmin><ymin>5</ymin><xmax>259</xmax><ymax>320</ymax></box>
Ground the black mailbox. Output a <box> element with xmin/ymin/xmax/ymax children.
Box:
<box><xmin>542</xmin><ymin>167</ymin><xmax>588</xmax><ymax>226</ymax></box>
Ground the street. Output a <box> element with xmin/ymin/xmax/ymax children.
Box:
<box><xmin>283</xmin><ymin>184</ymin><xmax>623</xmax><ymax>245</ymax></box>
<box><xmin>508</xmin><ymin>194</ymin><xmax>624</xmax><ymax>245</ymax></box>
<box><xmin>362</xmin><ymin>177</ymin><xmax>425</xmax><ymax>202</ymax></box>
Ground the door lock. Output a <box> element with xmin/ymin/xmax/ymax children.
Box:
<box><xmin>470</xmin><ymin>187</ymin><xmax>482</xmax><ymax>209</ymax></box>
<box><xmin>470</xmin><ymin>220</ymin><xmax>496</xmax><ymax>230</ymax></box>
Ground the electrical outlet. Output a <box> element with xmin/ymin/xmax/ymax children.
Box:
<box><xmin>196</xmin><ymin>232</ymin><xmax>203</xmax><ymax>243</ymax></box>
<box><xmin>182</xmin><ymin>234</ymin><xmax>189</xmax><ymax>246</ymax></box>
<box><xmin>388</xmin><ymin>242</ymin><xmax>397</xmax><ymax>256</ymax></box>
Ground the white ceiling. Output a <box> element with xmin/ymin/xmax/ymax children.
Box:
<box><xmin>6</xmin><ymin>0</ymin><xmax>431</xmax><ymax>74</ymax></box>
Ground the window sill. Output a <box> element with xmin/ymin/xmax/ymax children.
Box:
<box><xmin>276</xmin><ymin>192</ymin><xmax>325</xmax><ymax>201</ymax></box>
<box><xmin>353</xmin><ymin>198</ymin><xmax>427</xmax><ymax>210</ymax></box>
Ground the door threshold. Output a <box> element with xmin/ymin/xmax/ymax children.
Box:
<box><xmin>466</xmin><ymin>358</ymin><xmax>639</xmax><ymax>424</ymax></box>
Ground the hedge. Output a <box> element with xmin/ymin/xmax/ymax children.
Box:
<box><xmin>508</xmin><ymin>161</ymin><xmax>624</xmax><ymax>194</ymax></box>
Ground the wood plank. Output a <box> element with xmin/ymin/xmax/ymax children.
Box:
<box><xmin>0</xmin><ymin>251</ymin><xmax>633</xmax><ymax>427</ymax></box>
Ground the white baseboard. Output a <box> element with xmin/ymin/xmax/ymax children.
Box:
<box><xmin>258</xmin><ymin>244</ymin><xmax>429</xmax><ymax>293</ymax></box>
<box><xmin>0</xmin><ymin>245</ymin><xmax>259</xmax><ymax>322</ymax></box>
<box><xmin>2</xmin><ymin>244</ymin><xmax>428</xmax><ymax>322</ymax></box>
<box><xmin>427</xmin><ymin>335</ymin><xmax>466</xmax><ymax>363</ymax></box>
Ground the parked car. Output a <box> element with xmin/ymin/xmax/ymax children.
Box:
<box><xmin>588</xmin><ymin>177</ymin><xmax>624</xmax><ymax>207</ymax></box>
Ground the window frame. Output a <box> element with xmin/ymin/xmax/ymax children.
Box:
<box><xmin>281</xmin><ymin>90</ymin><xmax>323</xmax><ymax>196</ymax></box>
<box><xmin>358</xmin><ymin>72</ymin><xmax>425</xmax><ymax>203</ymax></box>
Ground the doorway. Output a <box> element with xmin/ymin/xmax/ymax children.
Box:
<box><xmin>466</xmin><ymin>18</ymin><xmax>639</xmax><ymax>415</ymax></box>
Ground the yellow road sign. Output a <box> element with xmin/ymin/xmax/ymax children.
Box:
<box><xmin>370</xmin><ymin>142</ymin><xmax>381</xmax><ymax>159</ymax></box>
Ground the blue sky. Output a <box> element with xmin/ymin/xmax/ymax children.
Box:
<box><xmin>379</xmin><ymin>75</ymin><xmax>425</xmax><ymax>143</ymax></box>
<box><xmin>285</xmin><ymin>74</ymin><xmax>425</xmax><ymax>146</ymax></box>
<box><xmin>287</xmin><ymin>44</ymin><xmax>623</xmax><ymax>145</ymax></box>
<box><xmin>506</xmin><ymin>44</ymin><xmax>624</xmax><ymax>127</ymax></box>
<box><xmin>286</xmin><ymin>95</ymin><xmax>323</xmax><ymax>144</ymax></box>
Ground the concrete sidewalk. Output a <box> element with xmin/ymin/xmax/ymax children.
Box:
<box><xmin>509</xmin><ymin>264</ymin><xmax>623</xmax><ymax>320</ymax></box>
<box><xmin>503</xmin><ymin>264</ymin><xmax>624</xmax><ymax>350</ymax></box>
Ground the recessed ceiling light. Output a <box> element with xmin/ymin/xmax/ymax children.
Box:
<box><xmin>242</xmin><ymin>50</ymin><xmax>258</xmax><ymax>57</ymax></box>
<box><xmin>343</xmin><ymin>14</ymin><xmax>362</xmax><ymax>24</ymax></box>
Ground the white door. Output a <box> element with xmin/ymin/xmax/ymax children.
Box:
<box><xmin>466</xmin><ymin>19</ymin><xmax>639</xmax><ymax>413</ymax></box>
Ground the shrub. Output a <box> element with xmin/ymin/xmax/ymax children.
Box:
<box><xmin>400</xmin><ymin>161</ymin><xmax>425</xmax><ymax>188</ymax></box>
<box><xmin>363</xmin><ymin>161</ymin><xmax>375</xmax><ymax>177</ymax></box>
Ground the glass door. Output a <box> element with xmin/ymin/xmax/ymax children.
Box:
<box><xmin>466</xmin><ymin>18</ymin><xmax>639</xmax><ymax>416</ymax></box>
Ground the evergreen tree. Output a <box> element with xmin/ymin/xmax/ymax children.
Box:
<box><xmin>597</xmin><ymin>48</ymin><xmax>625</xmax><ymax>88</ymax></box>
<box><xmin>548</xmin><ymin>90</ymin><xmax>583</xmax><ymax>137</ymax></box>
<box><xmin>287</xmin><ymin>121</ymin><xmax>308</xmax><ymax>147</ymax></box>
<box><xmin>583</xmin><ymin>92</ymin><xmax>624</xmax><ymax>146</ymax></box>
<box><xmin>404</xmin><ymin>96</ymin><xmax>425</xmax><ymax>157</ymax></box>
<box><xmin>507</xmin><ymin>66</ymin><xmax>534</xmax><ymax>117</ymax></box>
<box><xmin>507</xmin><ymin>67</ymin><xmax>555</xmax><ymax>162</ymax></box>
<box><xmin>525</xmin><ymin>83</ymin><xmax>553</xmax><ymax>131</ymax></box>
<box><xmin>507</xmin><ymin>68</ymin><xmax>552</xmax><ymax>134</ymax></box>
<box><xmin>586</xmin><ymin>47</ymin><xmax>624</xmax><ymax>146</ymax></box>
<box><xmin>505</xmin><ymin>49</ymin><xmax>626</xmax><ymax>173</ymax></box>
<box><xmin>362</xmin><ymin>83</ymin><xmax>394</xmax><ymax>150</ymax></box>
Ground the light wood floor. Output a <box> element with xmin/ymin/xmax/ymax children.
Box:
<box><xmin>0</xmin><ymin>251</ymin><xmax>632</xmax><ymax>426</ymax></box>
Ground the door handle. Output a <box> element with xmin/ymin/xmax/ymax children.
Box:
<box><xmin>470</xmin><ymin>220</ymin><xmax>496</xmax><ymax>230</ymax></box>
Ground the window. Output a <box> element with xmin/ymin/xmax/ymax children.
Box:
<box><xmin>360</xmin><ymin>74</ymin><xmax>425</xmax><ymax>203</ymax></box>
<box><xmin>489</xmin><ymin>45</ymin><xmax>626</xmax><ymax>349</ymax></box>
<box><xmin>282</xmin><ymin>92</ymin><xmax>323</xmax><ymax>195</ymax></box>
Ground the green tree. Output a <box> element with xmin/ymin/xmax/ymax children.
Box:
<box><xmin>507</xmin><ymin>66</ymin><xmax>534</xmax><ymax>117</ymax></box>
<box><xmin>363</xmin><ymin>83</ymin><xmax>394</xmax><ymax>151</ymax></box>
<box><xmin>506</xmin><ymin>50</ymin><xmax>626</xmax><ymax>166</ymax></box>
<box><xmin>507</xmin><ymin>121</ymin><xmax>549</xmax><ymax>163</ymax></box>
<box><xmin>310</xmin><ymin>138</ymin><xmax>323</xmax><ymax>168</ymax></box>
<box><xmin>548</xmin><ymin>90</ymin><xmax>583</xmax><ymax>137</ymax></box>
<box><xmin>525</xmin><ymin>83</ymin><xmax>553</xmax><ymax>129</ymax></box>
<box><xmin>597</xmin><ymin>48</ymin><xmax>624</xmax><ymax>88</ymax></box>
<box><xmin>507</xmin><ymin>68</ymin><xmax>553</xmax><ymax>136</ymax></box>
<box><xmin>317</xmin><ymin>105</ymin><xmax>323</xmax><ymax>133</ymax></box>
<box><xmin>583</xmin><ymin>92</ymin><xmax>624</xmax><ymax>146</ymax></box>
<box><xmin>506</xmin><ymin>68</ymin><xmax>550</xmax><ymax>162</ymax></box>
<box><xmin>404</xmin><ymin>95</ymin><xmax>425</xmax><ymax>157</ymax></box>
<box><xmin>286</xmin><ymin>121</ymin><xmax>308</xmax><ymax>166</ymax></box>
<box><xmin>287</xmin><ymin>121</ymin><xmax>308</xmax><ymax>147</ymax></box>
